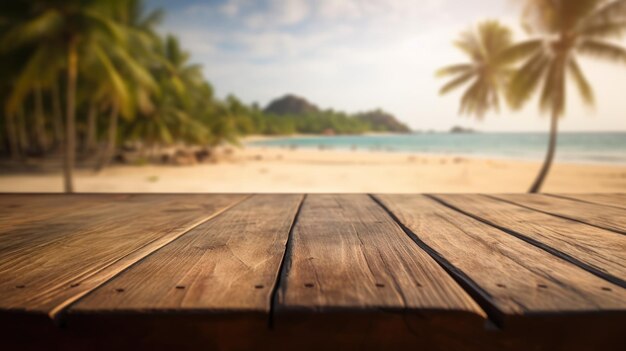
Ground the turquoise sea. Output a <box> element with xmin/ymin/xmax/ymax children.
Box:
<box><xmin>249</xmin><ymin>132</ymin><xmax>626</xmax><ymax>165</ymax></box>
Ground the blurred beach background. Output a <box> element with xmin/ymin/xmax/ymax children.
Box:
<box><xmin>1</xmin><ymin>0</ymin><xmax>625</xmax><ymax>193</ymax></box>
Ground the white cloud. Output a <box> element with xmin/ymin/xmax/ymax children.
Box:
<box><xmin>219</xmin><ymin>0</ymin><xmax>246</xmax><ymax>17</ymax></box>
<box><xmin>270</xmin><ymin>0</ymin><xmax>310</xmax><ymax>25</ymax></box>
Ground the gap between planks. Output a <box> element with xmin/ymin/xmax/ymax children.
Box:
<box><xmin>545</xmin><ymin>193</ymin><xmax>626</xmax><ymax>211</ymax></box>
<box><xmin>368</xmin><ymin>194</ymin><xmax>504</xmax><ymax>328</ymax></box>
<box><xmin>268</xmin><ymin>194</ymin><xmax>307</xmax><ymax>329</ymax></box>
<box><xmin>486</xmin><ymin>194</ymin><xmax>626</xmax><ymax>235</ymax></box>
<box><xmin>51</xmin><ymin>194</ymin><xmax>253</xmax><ymax>321</ymax></box>
<box><xmin>427</xmin><ymin>194</ymin><xmax>626</xmax><ymax>289</ymax></box>
<box><xmin>372</xmin><ymin>194</ymin><xmax>626</xmax><ymax>329</ymax></box>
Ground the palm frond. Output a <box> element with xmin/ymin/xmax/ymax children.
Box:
<box><xmin>460</xmin><ymin>79</ymin><xmax>488</xmax><ymax>118</ymax></box>
<box><xmin>497</xmin><ymin>39</ymin><xmax>543</xmax><ymax>64</ymax></box>
<box><xmin>577</xmin><ymin>39</ymin><xmax>626</xmax><ymax>64</ymax></box>
<box><xmin>539</xmin><ymin>59</ymin><xmax>566</xmax><ymax>117</ymax></box>
<box><xmin>141</xmin><ymin>8</ymin><xmax>164</xmax><ymax>28</ymax></box>
<box><xmin>108</xmin><ymin>41</ymin><xmax>157</xmax><ymax>91</ymax></box>
<box><xmin>568</xmin><ymin>58</ymin><xmax>595</xmax><ymax>106</ymax></box>
<box><xmin>0</xmin><ymin>10</ymin><xmax>62</xmax><ymax>50</ymax></box>
<box><xmin>5</xmin><ymin>44</ymin><xmax>60</xmax><ymax>113</ymax></box>
<box><xmin>439</xmin><ymin>72</ymin><xmax>475</xmax><ymax>95</ymax></box>
<box><xmin>437</xmin><ymin>20</ymin><xmax>513</xmax><ymax>118</ymax></box>
<box><xmin>84</xmin><ymin>9</ymin><xmax>128</xmax><ymax>45</ymax></box>
<box><xmin>580</xmin><ymin>20</ymin><xmax>626</xmax><ymax>38</ymax></box>
<box><xmin>478</xmin><ymin>20</ymin><xmax>513</xmax><ymax>59</ymax></box>
<box><xmin>582</xmin><ymin>0</ymin><xmax>626</xmax><ymax>29</ymax></box>
<box><xmin>520</xmin><ymin>0</ymin><xmax>559</xmax><ymax>34</ymax></box>
<box><xmin>435</xmin><ymin>64</ymin><xmax>473</xmax><ymax>77</ymax></box>
<box><xmin>93</xmin><ymin>43</ymin><xmax>132</xmax><ymax>116</ymax></box>
<box><xmin>454</xmin><ymin>29</ymin><xmax>484</xmax><ymax>61</ymax></box>
<box><xmin>507</xmin><ymin>51</ymin><xmax>549</xmax><ymax>109</ymax></box>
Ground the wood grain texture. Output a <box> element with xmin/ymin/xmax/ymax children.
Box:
<box><xmin>0</xmin><ymin>194</ymin><xmax>246</xmax><ymax>317</ymax></box>
<box><xmin>0</xmin><ymin>194</ymin><xmax>134</xmax><ymax>231</ymax></box>
<box><xmin>276</xmin><ymin>194</ymin><xmax>483</xmax><ymax>315</ymax></box>
<box><xmin>71</xmin><ymin>194</ymin><xmax>302</xmax><ymax>313</ymax></box>
<box><xmin>375</xmin><ymin>194</ymin><xmax>626</xmax><ymax>325</ymax></box>
<box><xmin>491</xmin><ymin>194</ymin><xmax>626</xmax><ymax>234</ymax></box>
<box><xmin>550</xmin><ymin>193</ymin><xmax>626</xmax><ymax>210</ymax></box>
<box><xmin>434</xmin><ymin>194</ymin><xmax>626</xmax><ymax>286</ymax></box>
<box><xmin>2</xmin><ymin>193</ymin><xmax>626</xmax><ymax>350</ymax></box>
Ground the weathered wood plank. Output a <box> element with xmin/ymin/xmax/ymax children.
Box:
<box><xmin>0</xmin><ymin>194</ymin><xmax>134</xmax><ymax>231</ymax></box>
<box><xmin>71</xmin><ymin>194</ymin><xmax>302</xmax><ymax>312</ymax></box>
<box><xmin>276</xmin><ymin>194</ymin><xmax>483</xmax><ymax>313</ymax></box>
<box><xmin>273</xmin><ymin>195</ymin><xmax>486</xmax><ymax>350</ymax></box>
<box><xmin>434</xmin><ymin>194</ymin><xmax>626</xmax><ymax>286</ymax></box>
<box><xmin>2</xmin><ymin>193</ymin><xmax>625</xmax><ymax>351</ymax></box>
<box><xmin>550</xmin><ymin>193</ymin><xmax>626</xmax><ymax>210</ymax></box>
<box><xmin>491</xmin><ymin>194</ymin><xmax>626</xmax><ymax>234</ymax></box>
<box><xmin>65</xmin><ymin>194</ymin><xmax>303</xmax><ymax>351</ymax></box>
<box><xmin>0</xmin><ymin>194</ymin><xmax>246</xmax><ymax>318</ymax></box>
<box><xmin>375</xmin><ymin>194</ymin><xmax>626</xmax><ymax>326</ymax></box>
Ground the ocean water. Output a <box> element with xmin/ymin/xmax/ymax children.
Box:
<box><xmin>248</xmin><ymin>132</ymin><xmax>626</xmax><ymax>164</ymax></box>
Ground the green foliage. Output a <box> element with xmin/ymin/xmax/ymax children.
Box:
<box><xmin>0</xmin><ymin>0</ymin><xmax>411</xmax><ymax>162</ymax></box>
<box><xmin>437</xmin><ymin>20</ymin><xmax>515</xmax><ymax>118</ymax></box>
<box><xmin>510</xmin><ymin>0</ymin><xmax>626</xmax><ymax>119</ymax></box>
<box><xmin>245</xmin><ymin>95</ymin><xmax>410</xmax><ymax>135</ymax></box>
<box><xmin>439</xmin><ymin>1</ymin><xmax>626</xmax><ymax>119</ymax></box>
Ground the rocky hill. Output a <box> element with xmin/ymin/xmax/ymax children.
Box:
<box><xmin>264</xmin><ymin>94</ymin><xmax>319</xmax><ymax>115</ymax></box>
<box><xmin>263</xmin><ymin>94</ymin><xmax>411</xmax><ymax>133</ymax></box>
<box><xmin>355</xmin><ymin>110</ymin><xmax>411</xmax><ymax>133</ymax></box>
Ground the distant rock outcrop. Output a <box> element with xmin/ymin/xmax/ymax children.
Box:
<box><xmin>264</xmin><ymin>94</ymin><xmax>319</xmax><ymax>115</ymax></box>
<box><xmin>355</xmin><ymin>109</ymin><xmax>411</xmax><ymax>133</ymax></box>
<box><xmin>449</xmin><ymin>126</ymin><xmax>476</xmax><ymax>134</ymax></box>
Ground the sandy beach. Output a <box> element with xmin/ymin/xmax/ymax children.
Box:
<box><xmin>1</xmin><ymin>145</ymin><xmax>625</xmax><ymax>193</ymax></box>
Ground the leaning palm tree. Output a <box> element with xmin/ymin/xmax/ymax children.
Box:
<box><xmin>508</xmin><ymin>0</ymin><xmax>626</xmax><ymax>192</ymax></box>
<box><xmin>437</xmin><ymin>21</ymin><xmax>517</xmax><ymax>118</ymax></box>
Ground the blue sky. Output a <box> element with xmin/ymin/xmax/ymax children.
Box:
<box><xmin>146</xmin><ymin>0</ymin><xmax>626</xmax><ymax>132</ymax></box>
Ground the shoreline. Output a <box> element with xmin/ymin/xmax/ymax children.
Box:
<box><xmin>243</xmin><ymin>133</ymin><xmax>626</xmax><ymax>167</ymax></box>
<box><xmin>1</xmin><ymin>145</ymin><xmax>624</xmax><ymax>193</ymax></box>
<box><xmin>245</xmin><ymin>144</ymin><xmax>626</xmax><ymax>167</ymax></box>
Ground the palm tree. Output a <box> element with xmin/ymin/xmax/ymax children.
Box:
<box><xmin>1</xmin><ymin>0</ymin><xmax>130</xmax><ymax>192</ymax></box>
<box><xmin>437</xmin><ymin>21</ymin><xmax>517</xmax><ymax>118</ymax></box>
<box><xmin>508</xmin><ymin>0</ymin><xmax>626</xmax><ymax>192</ymax></box>
<box><xmin>126</xmin><ymin>35</ymin><xmax>211</xmax><ymax>150</ymax></box>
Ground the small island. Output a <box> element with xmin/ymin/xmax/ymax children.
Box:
<box><xmin>449</xmin><ymin>126</ymin><xmax>477</xmax><ymax>134</ymax></box>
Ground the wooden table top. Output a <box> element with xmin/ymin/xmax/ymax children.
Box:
<box><xmin>1</xmin><ymin>193</ymin><xmax>624</xmax><ymax>350</ymax></box>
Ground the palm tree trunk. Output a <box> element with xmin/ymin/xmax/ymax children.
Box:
<box><xmin>64</xmin><ymin>39</ymin><xmax>78</xmax><ymax>193</ymax></box>
<box><xmin>96</xmin><ymin>102</ymin><xmax>119</xmax><ymax>171</ymax></box>
<box><xmin>34</xmin><ymin>84</ymin><xmax>48</xmax><ymax>153</ymax></box>
<box><xmin>85</xmin><ymin>102</ymin><xmax>97</xmax><ymax>153</ymax></box>
<box><xmin>5</xmin><ymin>111</ymin><xmax>20</xmax><ymax>160</ymax></box>
<box><xmin>17</xmin><ymin>107</ymin><xmax>28</xmax><ymax>154</ymax></box>
<box><xmin>51</xmin><ymin>81</ymin><xmax>63</xmax><ymax>149</ymax></box>
<box><xmin>528</xmin><ymin>112</ymin><xmax>558</xmax><ymax>193</ymax></box>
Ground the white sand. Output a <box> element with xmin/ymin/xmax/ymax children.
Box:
<box><xmin>1</xmin><ymin>146</ymin><xmax>625</xmax><ymax>193</ymax></box>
